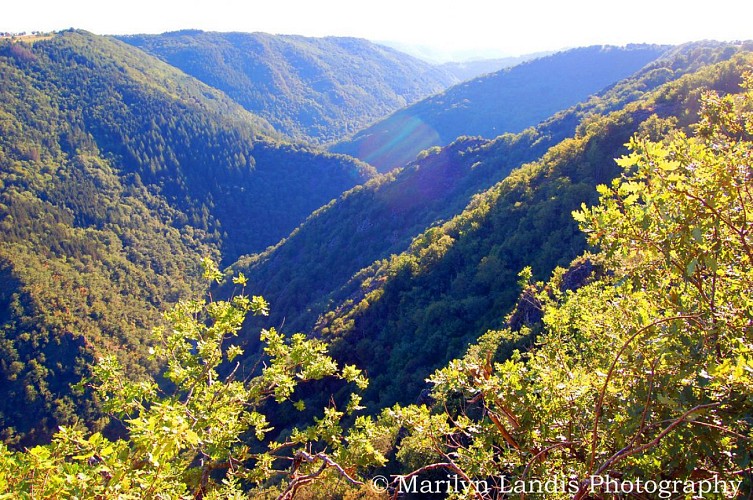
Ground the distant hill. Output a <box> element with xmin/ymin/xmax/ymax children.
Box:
<box><xmin>330</xmin><ymin>44</ymin><xmax>669</xmax><ymax>171</ymax></box>
<box><xmin>376</xmin><ymin>39</ymin><xmax>549</xmax><ymax>80</ymax></box>
<box><xmin>438</xmin><ymin>53</ymin><xmax>550</xmax><ymax>81</ymax></box>
<box><xmin>0</xmin><ymin>30</ymin><xmax>373</xmax><ymax>444</ymax></box>
<box><xmin>119</xmin><ymin>30</ymin><xmax>458</xmax><ymax>144</ymax></box>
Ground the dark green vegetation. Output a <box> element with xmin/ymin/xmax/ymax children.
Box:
<box><xmin>0</xmin><ymin>29</ymin><xmax>373</xmax><ymax>445</ymax></box>
<box><xmin>331</xmin><ymin>45</ymin><xmax>670</xmax><ymax>171</ymax></box>
<box><xmin>120</xmin><ymin>30</ymin><xmax>457</xmax><ymax>144</ymax></box>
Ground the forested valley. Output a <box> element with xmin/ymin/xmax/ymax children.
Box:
<box><xmin>0</xmin><ymin>29</ymin><xmax>751</xmax><ymax>498</ymax></box>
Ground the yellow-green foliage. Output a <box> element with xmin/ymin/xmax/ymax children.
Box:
<box><xmin>0</xmin><ymin>262</ymin><xmax>384</xmax><ymax>499</ymax></box>
<box><xmin>388</xmin><ymin>74</ymin><xmax>753</xmax><ymax>498</ymax></box>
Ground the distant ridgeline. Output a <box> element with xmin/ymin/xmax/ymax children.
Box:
<box><xmin>0</xmin><ymin>29</ymin><xmax>373</xmax><ymax>445</ymax></box>
<box><xmin>331</xmin><ymin>44</ymin><xmax>671</xmax><ymax>171</ymax></box>
<box><xmin>119</xmin><ymin>30</ymin><xmax>459</xmax><ymax>145</ymax></box>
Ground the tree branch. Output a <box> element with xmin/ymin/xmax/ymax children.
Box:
<box><xmin>276</xmin><ymin>450</ymin><xmax>363</xmax><ymax>500</ymax></box>
<box><xmin>576</xmin><ymin>403</ymin><xmax>719</xmax><ymax>500</ymax></box>
<box><xmin>390</xmin><ymin>462</ymin><xmax>486</xmax><ymax>500</ymax></box>
<box><xmin>588</xmin><ymin>314</ymin><xmax>700</xmax><ymax>474</ymax></box>
<box><xmin>595</xmin><ymin>402</ymin><xmax>719</xmax><ymax>475</ymax></box>
<box><xmin>519</xmin><ymin>441</ymin><xmax>573</xmax><ymax>500</ymax></box>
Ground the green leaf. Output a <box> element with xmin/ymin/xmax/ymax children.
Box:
<box><xmin>232</xmin><ymin>272</ymin><xmax>248</xmax><ymax>286</ymax></box>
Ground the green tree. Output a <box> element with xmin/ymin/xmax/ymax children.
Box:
<box><xmin>383</xmin><ymin>75</ymin><xmax>753</xmax><ymax>498</ymax></box>
<box><xmin>0</xmin><ymin>258</ymin><xmax>385</xmax><ymax>499</ymax></box>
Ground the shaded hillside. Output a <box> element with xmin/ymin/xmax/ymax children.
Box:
<box><xmin>331</xmin><ymin>44</ymin><xmax>669</xmax><ymax>170</ymax></box>
<box><xmin>0</xmin><ymin>30</ymin><xmax>373</xmax><ymax>445</ymax></box>
<box><xmin>120</xmin><ymin>30</ymin><xmax>457</xmax><ymax>144</ymax></box>
<box><xmin>231</xmin><ymin>42</ymin><xmax>743</xmax><ymax>343</ymax></box>
<box><xmin>318</xmin><ymin>49</ymin><xmax>753</xmax><ymax>411</ymax></box>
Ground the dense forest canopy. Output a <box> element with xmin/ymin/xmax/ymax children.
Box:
<box><xmin>0</xmin><ymin>26</ymin><xmax>751</xmax><ymax>499</ymax></box>
<box><xmin>0</xmin><ymin>29</ymin><xmax>373</xmax><ymax>446</ymax></box>
<box><xmin>120</xmin><ymin>30</ymin><xmax>458</xmax><ymax>144</ymax></box>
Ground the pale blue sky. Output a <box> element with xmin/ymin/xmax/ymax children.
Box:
<box><xmin>4</xmin><ymin>0</ymin><xmax>752</xmax><ymax>61</ymax></box>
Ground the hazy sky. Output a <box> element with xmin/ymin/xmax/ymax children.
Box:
<box><xmin>4</xmin><ymin>0</ymin><xmax>752</xmax><ymax>61</ymax></box>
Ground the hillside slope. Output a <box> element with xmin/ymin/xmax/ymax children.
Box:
<box><xmin>0</xmin><ymin>30</ymin><xmax>373</xmax><ymax>444</ymax></box>
<box><xmin>320</xmin><ymin>47</ymin><xmax>753</xmax><ymax>410</ymax></box>
<box><xmin>232</xmin><ymin>42</ymin><xmax>739</xmax><ymax>337</ymax></box>
<box><xmin>120</xmin><ymin>30</ymin><xmax>458</xmax><ymax>144</ymax></box>
<box><xmin>331</xmin><ymin>44</ymin><xmax>669</xmax><ymax>170</ymax></box>
<box><xmin>230</xmin><ymin>42</ymin><xmax>753</xmax><ymax>411</ymax></box>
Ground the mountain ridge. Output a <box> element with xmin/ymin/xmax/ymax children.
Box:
<box><xmin>119</xmin><ymin>30</ymin><xmax>459</xmax><ymax>144</ymax></box>
<box><xmin>229</xmin><ymin>42</ymin><xmax>717</xmax><ymax>336</ymax></box>
<box><xmin>331</xmin><ymin>44</ymin><xmax>671</xmax><ymax>170</ymax></box>
<box><xmin>318</xmin><ymin>46</ymin><xmax>753</xmax><ymax>409</ymax></box>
